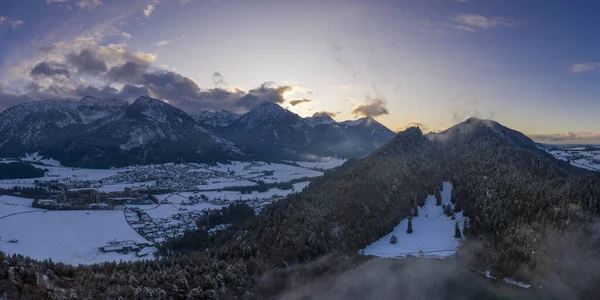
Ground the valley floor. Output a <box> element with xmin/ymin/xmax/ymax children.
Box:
<box><xmin>0</xmin><ymin>158</ymin><xmax>345</xmax><ymax>265</ymax></box>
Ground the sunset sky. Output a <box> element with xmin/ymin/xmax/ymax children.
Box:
<box><xmin>0</xmin><ymin>0</ymin><xmax>599</xmax><ymax>143</ymax></box>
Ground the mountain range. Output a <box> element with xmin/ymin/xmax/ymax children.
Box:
<box><xmin>0</xmin><ymin>96</ymin><xmax>395</xmax><ymax>167</ymax></box>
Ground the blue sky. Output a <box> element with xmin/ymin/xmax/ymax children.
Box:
<box><xmin>0</xmin><ymin>0</ymin><xmax>599</xmax><ymax>143</ymax></box>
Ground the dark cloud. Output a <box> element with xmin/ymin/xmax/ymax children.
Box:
<box><xmin>352</xmin><ymin>98</ymin><xmax>389</xmax><ymax>117</ymax></box>
<box><xmin>132</xmin><ymin>71</ymin><xmax>294</xmax><ymax>114</ymax></box>
<box><xmin>30</xmin><ymin>61</ymin><xmax>70</xmax><ymax>78</ymax></box>
<box><xmin>141</xmin><ymin>70</ymin><xmax>201</xmax><ymax>100</ymax></box>
<box><xmin>236</xmin><ymin>82</ymin><xmax>291</xmax><ymax>109</ymax></box>
<box><xmin>289</xmin><ymin>99</ymin><xmax>312</xmax><ymax>106</ymax></box>
<box><xmin>312</xmin><ymin>111</ymin><xmax>337</xmax><ymax>118</ymax></box>
<box><xmin>67</xmin><ymin>49</ymin><xmax>108</xmax><ymax>75</ymax></box>
<box><xmin>106</xmin><ymin>61</ymin><xmax>150</xmax><ymax>83</ymax></box>
<box><xmin>212</xmin><ymin>71</ymin><xmax>227</xmax><ymax>86</ymax></box>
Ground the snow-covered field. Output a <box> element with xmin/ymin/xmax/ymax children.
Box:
<box><xmin>363</xmin><ymin>182</ymin><xmax>464</xmax><ymax>258</ymax></box>
<box><xmin>0</xmin><ymin>196</ymin><xmax>153</xmax><ymax>265</ymax></box>
<box><xmin>288</xmin><ymin>158</ymin><xmax>347</xmax><ymax>170</ymax></box>
<box><xmin>548</xmin><ymin>149</ymin><xmax>600</xmax><ymax>171</ymax></box>
<box><xmin>129</xmin><ymin>201</ymin><xmax>222</xmax><ymax>219</ymax></box>
<box><xmin>0</xmin><ymin>195</ymin><xmax>40</xmax><ymax>216</ymax></box>
<box><xmin>207</xmin><ymin>161</ymin><xmax>323</xmax><ymax>184</ymax></box>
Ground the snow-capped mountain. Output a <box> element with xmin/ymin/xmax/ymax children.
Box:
<box><xmin>219</xmin><ymin>101</ymin><xmax>395</xmax><ymax>160</ymax></box>
<box><xmin>0</xmin><ymin>96</ymin><xmax>394</xmax><ymax>166</ymax></box>
<box><xmin>0</xmin><ymin>97</ymin><xmax>127</xmax><ymax>156</ymax></box>
<box><xmin>43</xmin><ymin>96</ymin><xmax>241</xmax><ymax>168</ymax></box>
<box><xmin>194</xmin><ymin>109</ymin><xmax>241</xmax><ymax>128</ymax></box>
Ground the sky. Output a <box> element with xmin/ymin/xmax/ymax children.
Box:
<box><xmin>0</xmin><ymin>0</ymin><xmax>599</xmax><ymax>143</ymax></box>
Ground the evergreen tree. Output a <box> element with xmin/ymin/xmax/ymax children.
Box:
<box><xmin>413</xmin><ymin>203</ymin><xmax>419</xmax><ymax>217</ymax></box>
<box><xmin>390</xmin><ymin>235</ymin><xmax>397</xmax><ymax>244</ymax></box>
<box><xmin>407</xmin><ymin>218</ymin><xmax>413</xmax><ymax>234</ymax></box>
<box><xmin>454</xmin><ymin>221</ymin><xmax>462</xmax><ymax>238</ymax></box>
<box><xmin>435</xmin><ymin>190</ymin><xmax>442</xmax><ymax>206</ymax></box>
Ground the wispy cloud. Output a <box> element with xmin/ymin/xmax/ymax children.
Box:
<box><xmin>0</xmin><ymin>16</ymin><xmax>24</xmax><ymax>29</ymax></box>
<box><xmin>121</xmin><ymin>32</ymin><xmax>132</xmax><ymax>39</ymax></box>
<box><xmin>570</xmin><ymin>62</ymin><xmax>600</xmax><ymax>74</ymax></box>
<box><xmin>144</xmin><ymin>0</ymin><xmax>160</xmax><ymax>17</ymax></box>
<box><xmin>152</xmin><ymin>40</ymin><xmax>169</xmax><ymax>47</ymax></box>
<box><xmin>46</xmin><ymin>0</ymin><xmax>103</xmax><ymax>9</ymax></box>
<box><xmin>452</xmin><ymin>14</ymin><xmax>518</xmax><ymax>32</ymax></box>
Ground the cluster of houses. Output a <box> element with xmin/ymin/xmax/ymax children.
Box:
<box><xmin>99</xmin><ymin>240</ymin><xmax>155</xmax><ymax>257</ymax></box>
<box><xmin>124</xmin><ymin>207</ymin><xmax>204</xmax><ymax>244</ymax></box>
<box><xmin>100</xmin><ymin>163</ymin><xmax>240</xmax><ymax>191</ymax></box>
<box><xmin>32</xmin><ymin>186</ymin><xmax>157</xmax><ymax>210</ymax></box>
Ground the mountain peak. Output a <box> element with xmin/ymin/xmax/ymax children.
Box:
<box><xmin>133</xmin><ymin>95</ymin><xmax>157</xmax><ymax>105</ymax></box>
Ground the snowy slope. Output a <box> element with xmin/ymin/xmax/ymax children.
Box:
<box><xmin>363</xmin><ymin>182</ymin><xmax>464</xmax><ymax>258</ymax></box>
<box><xmin>0</xmin><ymin>206</ymin><xmax>153</xmax><ymax>265</ymax></box>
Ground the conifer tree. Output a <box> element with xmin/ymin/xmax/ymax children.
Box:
<box><xmin>413</xmin><ymin>203</ymin><xmax>419</xmax><ymax>217</ymax></box>
<box><xmin>390</xmin><ymin>235</ymin><xmax>397</xmax><ymax>244</ymax></box>
<box><xmin>435</xmin><ymin>190</ymin><xmax>442</xmax><ymax>206</ymax></box>
<box><xmin>407</xmin><ymin>218</ymin><xmax>413</xmax><ymax>234</ymax></box>
<box><xmin>454</xmin><ymin>221</ymin><xmax>462</xmax><ymax>238</ymax></box>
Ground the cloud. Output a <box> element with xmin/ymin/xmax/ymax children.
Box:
<box><xmin>0</xmin><ymin>16</ymin><xmax>24</xmax><ymax>29</ymax></box>
<box><xmin>289</xmin><ymin>99</ymin><xmax>312</xmax><ymax>106</ymax></box>
<box><xmin>153</xmin><ymin>40</ymin><xmax>169</xmax><ymax>47</ymax></box>
<box><xmin>528</xmin><ymin>132</ymin><xmax>600</xmax><ymax>144</ymax></box>
<box><xmin>45</xmin><ymin>0</ymin><xmax>103</xmax><ymax>9</ymax></box>
<box><xmin>121</xmin><ymin>32</ymin><xmax>132</xmax><ymax>39</ymax></box>
<box><xmin>67</xmin><ymin>49</ymin><xmax>108</xmax><ymax>75</ymax></box>
<box><xmin>144</xmin><ymin>1</ymin><xmax>160</xmax><ymax>17</ymax></box>
<box><xmin>352</xmin><ymin>98</ymin><xmax>389</xmax><ymax>118</ymax></box>
<box><xmin>396</xmin><ymin>122</ymin><xmax>428</xmax><ymax>133</ymax></box>
<box><xmin>74</xmin><ymin>84</ymin><xmax>149</xmax><ymax>101</ymax></box>
<box><xmin>212</xmin><ymin>71</ymin><xmax>227</xmax><ymax>86</ymax></box>
<box><xmin>30</xmin><ymin>61</ymin><xmax>71</xmax><ymax>79</ymax></box>
<box><xmin>0</xmin><ymin>86</ymin><xmax>35</xmax><ymax>111</ymax></box>
<box><xmin>570</xmin><ymin>62</ymin><xmax>600</xmax><ymax>74</ymax></box>
<box><xmin>106</xmin><ymin>61</ymin><xmax>151</xmax><ymax>82</ymax></box>
<box><xmin>452</xmin><ymin>14</ymin><xmax>518</xmax><ymax>31</ymax></box>
<box><xmin>312</xmin><ymin>111</ymin><xmax>337</xmax><ymax>118</ymax></box>
<box><xmin>133</xmin><ymin>71</ymin><xmax>294</xmax><ymax>114</ymax></box>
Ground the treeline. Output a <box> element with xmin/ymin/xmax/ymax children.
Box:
<box><xmin>0</xmin><ymin>162</ymin><xmax>45</xmax><ymax>179</ymax></box>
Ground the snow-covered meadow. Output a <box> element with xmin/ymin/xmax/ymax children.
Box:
<box><xmin>0</xmin><ymin>195</ymin><xmax>153</xmax><ymax>265</ymax></box>
<box><xmin>363</xmin><ymin>182</ymin><xmax>464</xmax><ymax>259</ymax></box>
<box><xmin>548</xmin><ymin>149</ymin><xmax>600</xmax><ymax>171</ymax></box>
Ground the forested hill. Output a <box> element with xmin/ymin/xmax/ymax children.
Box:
<box><xmin>224</xmin><ymin>118</ymin><xmax>600</xmax><ymax>298</ymax></box>
<box><xmin>2</xmin><ymin>118</ymin><xmax>600</xmax><ymax>299</ymax></box>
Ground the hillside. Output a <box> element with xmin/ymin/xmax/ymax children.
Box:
<box><xmin>223</xmin><ymin>118</ymin><xmax>600</xmax><ymax>298</ymax></box>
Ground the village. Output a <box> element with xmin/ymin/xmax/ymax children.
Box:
<box><xmin>0</xmin><ymin>160</ymin><xmax>340</xmax><ymax>264</ymax></box>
